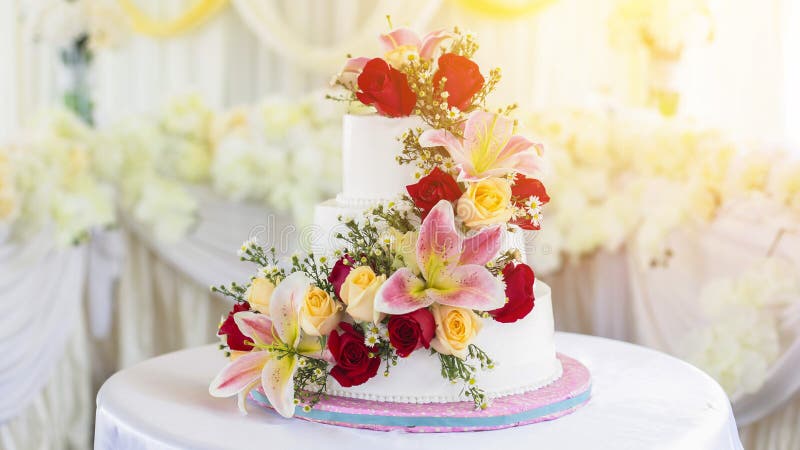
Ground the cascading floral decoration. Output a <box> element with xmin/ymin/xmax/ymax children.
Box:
<box><xmin>209</xmin><ymin>25</ymin><xmax>550</xmax><ymax>417</ymax></box>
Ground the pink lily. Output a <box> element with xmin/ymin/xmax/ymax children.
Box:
<box><xmin>379</xmin><ymin>28</ymin><xmax>453</xmax><ymax>62</ymax></box>
<box><xmin>374</xmin><ymin>200</ymin><xmax>505</xmax><ymax>315</ymax></box>
<box><xmin>334</xmin><ymin>56</ymin><xmax>370</xmax><ymax>90</ymax></box>
<box><xmin>419</xmin><ymin>111</ymin><xmax>545</xmax><ymax>182</ymax></box>
<box><xmin>209</xmin><ymin>272</ymin><xmax>324</xmax><ymax>418</ymax></box>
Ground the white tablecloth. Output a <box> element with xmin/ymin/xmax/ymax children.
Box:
<box><xmin>94</xmin><ymin>333</ymin><xmax>743</xmax><ymax>450</ymax></box>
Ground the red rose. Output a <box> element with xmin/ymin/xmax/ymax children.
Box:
<box><xmin>433</xmin><ymin>53</ymin><xmax>485</xmax><ymax>110</ymax></box>
<box><xmin>489</xmin><ymin>263</ymin><xmax>535</xmax><ymax>323</ymax></box>
<box><xmin>218</xmin><ymin>302</ymin><xmax>253</xmax><ymax>351</ymax></box>
<box><xmin>328</xmin><ymin>323</ymin><xmax>381</xmax><ymax>387</ymax></box>
<box><xmin>510</xmin><ymin>174</ymin><xmax>550</xmax><ymax>230</ymax></box>
<box><xmin>327</xmin><ymin>254</ymin><xmax>354</xmax><ymax>299</ymax></box>
<box><xmin>387</xmin><ymin>308</ymin><xmax>436</xmax><ymax>357</ymax></box>
<box><xmin>406</xmin><ymin>167</ymin><xmax>463</xmax><ymax>217</ymax></box>
<box><xmin>356</xmin><ymin>58</ymin><xmax>416</xmax><ymax>117</ymax></box>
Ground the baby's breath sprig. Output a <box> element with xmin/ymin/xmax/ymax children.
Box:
<box><xmin>239</xmin><ymin>242</ymin><xmax>271</xmax><ymax>268</ymax></box>
<box><xmin>437</xmin><ymin>349</ymin><xmax>492</xmax><ymax>410</ymax></box>
<box><xmin>335</xmin><ymin>216</ymin><xmax>396</xmax><ymax>275</ymax></box>
<box><xmin>487</xmin><ymin>249</ymin><xmax>523</xmax><ymax>275</ymax></box>
<box><xmin>378</xmin><ymin>340</ymin><xmax>399</xmax><ymax>378</ymax></box>
<box><xmin>400</xmin><ymin>56</ymin><xmax>468</xmax><ymax>134</ymax></box>
<box><xmin>290</xmin><ymin>253</ymin><xmax>335</xmax><ymax>298</ymax></box>
<box><xmin>470</xmin><ymin>67</ymin><xmax>503</xmax><ymax>110</ymax></box>
<box><xmin>325</xmin><ymin>90</ymin><xmax>357</xmax><ymax>102</ymax></box>
<box><xmin>292</xmin><ymin>354</ymin><xmax>330</xmax><ymax>409</ymax></box>
<box><xmin>369</xmin><ymin>200</ymin><xmax>417</xmax><ymax>234</ymax></box>
<box><xmin>498</xmin><ymin>103</ymin><xmax>519</xmax><ymax>117</ymax></box>
<box><xmin>396</xmin><ymin>128</ymin><xmax>453</xmax><ymax>175</ymax></box>
<box><xmin>210</xmin><ymin>282</ymin><xmax>248</xmax><ymax>303</ymax></box>
<box><xmin>242</xmin><ymin>245</ymin><xmax>286</xmax><ymax>285</ymax></box>
<box><xmin>467</xmin><ymin>344</ymin><xmax>495</xmax><ymax>370</ymax></box>
<box><xmin>356</xmin><ymin>321</ymin><xmax>398</xmax><ymax>378</ymax></box>
<box><xmin>447</xmin><ymin>27</ymin><xmax>480</xmax><ymax>59</ymax></box>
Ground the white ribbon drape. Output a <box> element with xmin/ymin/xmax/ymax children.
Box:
<box><xmin>0</xmin><ymin>231</ymin><xmax>87</xmax><ymax>423</ymax></box>
<box><xmin>230</xmin><ymin>0</ymin><xmax>443</xmax><ymax>74</ymax></box>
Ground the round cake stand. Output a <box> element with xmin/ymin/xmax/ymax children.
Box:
<box><xmin>249</xmin><ymin>353</ymin><xmax>591</xmax><ymax>433</ymax></box>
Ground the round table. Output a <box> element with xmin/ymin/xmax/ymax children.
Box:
<box><xmin>94</xmin><ymin>333</ymin><xmax>743</xmax><ymax>450</ymax></box>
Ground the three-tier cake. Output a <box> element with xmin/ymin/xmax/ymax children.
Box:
<box><xmin>209</xmin><ymin>24</ymin><xmax>590</xmax><ymax>432</ymax></box>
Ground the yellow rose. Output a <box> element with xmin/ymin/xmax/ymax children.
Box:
<box><xmin>390</xmin><ymin>228</ymin><xmax>420</xmax><ymax>275</ymax></box>
<box><xmin>246</xmin><ymin>277</ymin><xmax>275</xmax><ymax>314</ymax></box>
<box><xmin>430</xmin><ymin>304</ymin><xmax>482</xmax><ymax>359</ymax></box>
<box><xmin>340</xmin><ymin>266</ymin><xmax>386</xmax><ymax>323</ymax></box>
<box><xmin>456</xmin><ymin>178</ymin><xmax>513</xmax><ymax>228</ymax></box>
<box><xmin>300</xmin><ymin>286</ymin><xmax>343</xmax><ymax>336</ymax></box>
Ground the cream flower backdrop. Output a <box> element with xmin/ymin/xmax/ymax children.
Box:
<box><xmin>0</xmin><ymin>0</ymin><xmax>799</xmax><ymax>449</ymax></box>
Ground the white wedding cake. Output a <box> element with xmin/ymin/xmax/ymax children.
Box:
<box><xmin>210</xmin><ymin>25</ymin><xmax>589</xmax><ymax>431</ymax></box>
<box><xmin>312</xmin><ymin>114</ymin><xmax>561</xmax><ymax>403</ymax></box>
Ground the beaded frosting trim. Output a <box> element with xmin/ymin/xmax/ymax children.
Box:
<box><xmin>334</xmin><ymin>193</ymin><xmax>394</xmax><ymax>209</ymax></box>
<box><xmin>324</xmin><ymin>361</ymin><xmax>563</xmax><ymax>404</ymax></box>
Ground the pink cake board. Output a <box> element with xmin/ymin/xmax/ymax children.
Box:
<box><xmin>249</xmin><ymin>353</ymin><xmax>591</xmax><ymax>433</ymax></box>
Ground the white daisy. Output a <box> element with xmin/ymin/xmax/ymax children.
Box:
<box><xmin>525</xmin><ymin>196</ymin><xmax>542</xmax><ymax>215</ymax></box>
<box><xmin>530</xmin><ymin>210</ymin><xmax>543</xmax><ymax>227</ymax></box>
<box><xmin>238</xmin><ymin>237</ymin><xmax>258</xmax><ymax>256</ymax></box>
<box><xmin>377</xmin><ymin>323</ymin><xmax>389</xmax><ymax>340</ymax></box>
<box><xmin>364</xmin><ymin>334</ymin><xmax>380</xmax><ymax>347</ymax></box>
<box><xmin>447</xmin><ymin>106</ymin><xmax>461</xmax><ymax>120</ymax></box>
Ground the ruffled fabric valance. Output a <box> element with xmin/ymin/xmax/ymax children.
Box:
<box><xmin>118</xmin><ymin>0</ymin><xmax>229</xmax><ymax>37</ymax></box>
<box><xmin>230</xmin><ymin>0</ymin><xmax>444</xmax><ymax>74</ymax></box>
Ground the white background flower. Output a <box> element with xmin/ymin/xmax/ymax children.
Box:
<box><xmin>680</xmin><ymin>259</ymin><xmax>800</xmax><ymax>397</ymax></box>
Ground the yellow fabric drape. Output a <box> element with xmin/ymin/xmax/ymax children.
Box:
<box><xmin>452</xmin><ymin>0</ymin><xmax>558</xmax><ymax>19</ymax></box>
<box><xmin>118</xmin><ymin>0</ymin><xmax>229</xmax><ymax>37</ymax></box>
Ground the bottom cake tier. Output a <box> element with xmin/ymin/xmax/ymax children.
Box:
<box><xmin>249</xmin><ymin>353</ymin><xmax>591</xmax><ymax>433</ymax></box>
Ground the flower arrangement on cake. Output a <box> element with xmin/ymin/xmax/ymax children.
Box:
<box><xmin>207</xmin><ymin>25</ymin><xmax>590</xmax><ymax>431</ymax></box>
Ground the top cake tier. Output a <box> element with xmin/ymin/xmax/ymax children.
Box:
<box><xmin>340</xmin><ymin>114</ymin><xmax>427</xmax><ymax>203</ymax></box>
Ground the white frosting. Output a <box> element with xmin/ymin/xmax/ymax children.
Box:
<box><xmin>341</xmin><ymin>114</ymin><xmax>427</xmax><ymax>202</ymax></box>
<box><xmin>307</xmin><ymin>113</ymin><xmax>561</xmax><ymax>404</ymax></box>
<box><xmin>325</xmin><ymin>282</ymin><xmax>560</xmax><ymax>403</ymax></box>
